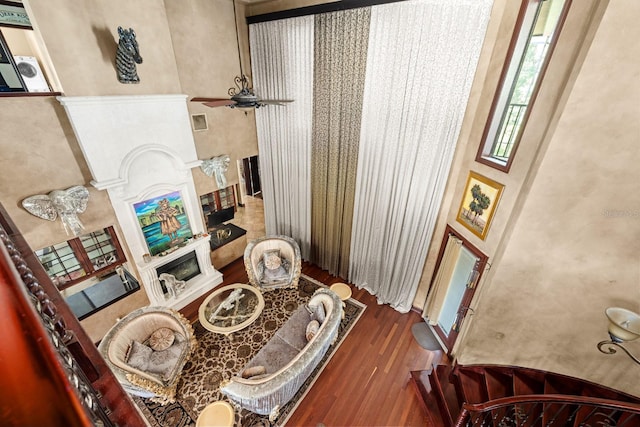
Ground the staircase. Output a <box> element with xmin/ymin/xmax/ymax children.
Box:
<box><xmin>411</xmin><ymin>364</ymin><xmax>640</xmax><ymax>427</ymax></box>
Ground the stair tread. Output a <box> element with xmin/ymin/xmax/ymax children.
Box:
<box><xmin>429</xmin><ymin>364</ymin><xmax>457</xmax><ymax>427</ymax></box>
<box><xmin>409</xmin><ymin>369</ymin><xmax>448</xmax><ymax>427</ymax></box>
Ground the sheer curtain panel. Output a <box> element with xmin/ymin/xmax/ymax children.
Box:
<box><xmin>349</xmin><ymin>0</ymin><xmax>492</xmax><ymax>312</ymax></box>
<box><xmin>250</xmin><ymin>17</ymin><xmax>314</xmax><ymax>258</ymax></box>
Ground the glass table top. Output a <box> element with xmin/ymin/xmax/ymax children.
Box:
<box><xmin>199</xmin><ymin>283</ymin><xmax>264</xmax><ymax>335</ymax></box>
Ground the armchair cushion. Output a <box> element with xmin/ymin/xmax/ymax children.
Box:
<box><xmin>261</xmin><ymin>262</ymin><xmax>289</xmax><ymax>285</ymax></box>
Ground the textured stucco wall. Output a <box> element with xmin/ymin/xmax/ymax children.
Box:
<box><xmin>457</xmin><ymin>0</ymin><xmax>640</xmax><ymax>397</ymax></box>
<box><xmin>165</xmin><ymin>0</ymin><xmax>259</xmax><ymax>205</ymax></box>
<box><xmin>413</xmin><ymin>0</ymin><xmax>602</xmax><ymax>307</ymax></box>
<box><xmin>0</xmin><ymin>0</ymin><xmax>258</xmax><ymax>341</ymax></box>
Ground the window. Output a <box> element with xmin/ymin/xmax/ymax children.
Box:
<box><xmin>476</xmin><ymin>0</ymin><xmax>570</xmax><ymax>172</ymax></box>
<box><xmin>200</xmin><ymin>186</ymin><xmax>237</xmax><ymax>215</ymax></box>
<box><xmin>35</xmin><ymin>226</ymin><xmax>126</xmax><ymax>291</ymax></box>
<box><xmin>218</xmin><ymin>187</ymin><xmax>236</xmax><ymax>209</ymax></box>
<box><xmin>201</xmin><ymin>187</ymin><xmax>237</xmax><ymax>230</ymax></box>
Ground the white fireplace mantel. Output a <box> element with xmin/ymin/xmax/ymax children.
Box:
<box><xmin>58</xmin><ymin>94</ymin><xmax>222</xmax><ymax>310</ymax></box>
<box><xmin>58</xmin><ymin>95</ymin><xmax>201</xmax><ymax>189</ymax></box>
<box><xmin>136</xmin><ymin>236</ymin><xmax>220</xmax><ymax>308</ymax></box>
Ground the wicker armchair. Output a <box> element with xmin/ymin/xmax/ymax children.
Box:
<box><xmin>98</xmin><ymin>306</ymin><xmax>197</xmax><ymax>404</ymax></box>
<box><xmin>244</xmin><ymin>235</ymin><xmax>302</xmax><ymax>291</ymax></box>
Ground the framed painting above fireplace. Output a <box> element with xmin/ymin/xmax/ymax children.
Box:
<box><xmin>134</xmin><ymin>190</ymin><xmax>194</xmax><ymax>256</ymax></box>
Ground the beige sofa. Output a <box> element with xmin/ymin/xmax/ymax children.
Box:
<box><xmin>221</xmin><ymin>288</ymin><xmax>343</xmax><ymax>421</ymax></box>
<box><xmin>98</xmin><ymin>306</ymin><xmax>197</xmax><ymax>404</ymax></box>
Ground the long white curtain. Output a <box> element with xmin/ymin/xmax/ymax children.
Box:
<box><xmin>349</xmin><ymin>0</ymin><xmax>492</xmax><ymax>312</ymax></box>
<box><xmin>250</xmin><ymin>17</ymin><xmax>314</xmax><ymax>258</ymax></box>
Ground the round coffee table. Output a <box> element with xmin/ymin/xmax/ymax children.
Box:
<box><xmin>199</xmin><ymin>283</ymin><xmax>264</xmax><ymax>340</ymax></box>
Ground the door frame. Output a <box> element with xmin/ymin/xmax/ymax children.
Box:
<box><xmin>428</xmin><ymin>224</ymin><xmax>489</xmax><ymax>353</ymax></box>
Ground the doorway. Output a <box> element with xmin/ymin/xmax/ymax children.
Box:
<box><xmin>423</xmin><ymin>225</ymin><xmax>488</xmax><ymax>353</ymax></box>
<box><xmin>241</xmin><ymin>155</ymin><xmax>261</xmax><ymax>198</ymax></box>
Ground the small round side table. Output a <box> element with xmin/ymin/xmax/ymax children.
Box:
<box><xmin>330</xmin><ymin>282</ymin><xmax>352</xmax><ymax>301</ymax></box>
<box><xmin>196</xmin><ymin>401</ymin><xmax>234</xmax><ymax>427</ymax></box>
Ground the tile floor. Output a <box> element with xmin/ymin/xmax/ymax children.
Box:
<box><xmin>229</xmin><ymin>195</ymin><xmax>266</xmax><ymax>242</ymax></box>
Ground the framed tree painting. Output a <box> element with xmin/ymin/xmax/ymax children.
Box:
<box><xmin>456</xmin><ymin>171</ymin><xmax>504</xmax><ymax>240</ymax></box>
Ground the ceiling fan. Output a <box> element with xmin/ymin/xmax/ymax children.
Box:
<box><xmin>191</xmin><ymin>1</ymin><xmax>292</xmax><ymax>110</ymax></box>
<box><xmin>191</xmin><ymin>75</ymin><xmax>292</xmax><ymax>109</ymax></box>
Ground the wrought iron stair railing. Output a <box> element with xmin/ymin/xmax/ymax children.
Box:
<box><xmin>455</xmin><ymin>394</ymin><xmax>640</xmax><ymax>427</ymax></box>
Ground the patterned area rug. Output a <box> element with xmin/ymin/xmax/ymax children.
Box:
<box><xmin>134</xmin><ymin>275</ymin><xmax>366</xmax><ymax>426</ymax></box>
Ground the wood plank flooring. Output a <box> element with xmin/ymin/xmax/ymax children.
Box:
<box><xmin>182</xmin><ymin>259</ymin><xmax>443</xmax><ymax>426</ymax></box>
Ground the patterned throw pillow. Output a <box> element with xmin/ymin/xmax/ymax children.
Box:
<box><xmin>148</xmin><ymin>327</ymin><xmax>175</xmax><ymax>351</ymax></box>
<box><xmin>262</xmin><ymin>250</ymin><xmax>282</xmax><ymax>270</ymax></box>
<box><xmin>308</xmin><ymin>302</ymin><xmax>326</xmax><ymax>324</ymax></box>
<box><xmin>146</xmin><ymin>338</ymin><xmax>186</xmax><ymax>380</ymax></box>
<box><xmin>125</xmin><ymin>340</ymin><xmax>152</xmax><ymax>371</ymax></box>
<box><xmin>305</xmin><ymin>320</ymin><xmax>320</xmax><ymax>341</ymax></box>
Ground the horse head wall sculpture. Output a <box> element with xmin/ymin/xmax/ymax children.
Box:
<box><xmin>116</xmin><ymin>26</ymin><xmax>143</xmax><ymax>84</ymax></box>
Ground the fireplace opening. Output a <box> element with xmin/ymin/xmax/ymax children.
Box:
<box><xmin>156</xmin><ymin>251</ymin><xmax>201</xmax><ymax>283</ymax></box>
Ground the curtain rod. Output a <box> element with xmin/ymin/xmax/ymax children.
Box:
<box><xmin>247</xmin><ymin>0</ymin><xmax>408</xmax><ymax>24</ymax></box>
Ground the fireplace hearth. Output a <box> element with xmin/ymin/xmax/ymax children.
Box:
<box><xmin>157</xmin><ymin>250</ymin><xmax>201</xmax><ymax>283</ymax></box>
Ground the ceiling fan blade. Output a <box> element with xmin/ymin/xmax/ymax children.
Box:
<box><xmin>260</xmin><ymin>99</ymin><xmax>293</xmax><ymax>104</ymax></box>
<box><xmin>191</xmin><ymin>97</ymin><xmax>237</xmax><ymax>108</ymax></box>
<box><xmin>259</xmin><ymin>99</ymin><xmax>294</xmax><ymax>105</ymax></box>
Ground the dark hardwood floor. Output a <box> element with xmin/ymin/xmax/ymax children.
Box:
<box><xmin>182</xmin><ymin>258</ymin><xmax>445</xmax><ymax>426</ymax></box>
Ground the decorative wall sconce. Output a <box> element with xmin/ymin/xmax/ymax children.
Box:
<box><xmin>597</xmin><ymin>307</ymin><xmax>640</xmax><ymax>365</ymax></box>
<box><xmin>201</xmin><ymin>155</ymin><xmax>231</xmax><ymax>189</ymax></box>
<box><xmin>21</xmin><ymin>185</ymin><xmax>89</xmax><ymax>236</ymax></box>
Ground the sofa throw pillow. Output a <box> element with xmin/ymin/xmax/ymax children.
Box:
<box><xmin>306</xmin><ymin>320</ymin><xmax>320</xmax><ymax>342</ymax></box>
<box><xmin>148</xmin><ymin>327</ymin><xmax>175</xmax><ymax>351</ymax></box>
<box><xmin>308</xmin><ymin>302</ymin><xmax>326</xmax><ymax>324</ymax></box>
<box><xmin>125</xmin><ymin>340</ymin><xmax>152</xmax><ymax>371</ymax></box>
<box><xmin>241</xmin><ymin>365</ymin><xmax>267</xmax><ymax>378</ymax></box>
